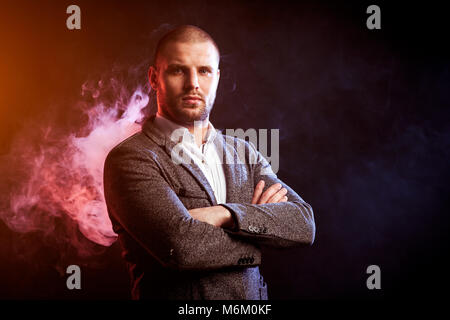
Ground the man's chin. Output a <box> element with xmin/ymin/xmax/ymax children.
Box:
<box><xmin>175</xmin><ymin>106</ymin><xmax>209</xmax><ymax>122</ymax></box>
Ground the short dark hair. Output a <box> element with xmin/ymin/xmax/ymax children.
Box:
<box><xmin>152</xmin><ymin>25</ymin><xmax>220</xmax><ymax>68</ymax></box>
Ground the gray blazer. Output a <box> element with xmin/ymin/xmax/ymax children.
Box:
<box><xmin>103</xmin><ymin>115</ymin><xmax>315</xmax><ymax>300</ymax></box>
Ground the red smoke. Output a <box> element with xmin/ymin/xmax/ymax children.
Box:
<box><xmin>1</xmin><ymin>82</ymin><xmax>149</xmax><ymax>249</ymax></box>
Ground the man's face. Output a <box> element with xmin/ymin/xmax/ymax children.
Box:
<box><xmin>150</xmin><ymin>41</ymin><xmax>220</xmax><ymax>124</ymax></box>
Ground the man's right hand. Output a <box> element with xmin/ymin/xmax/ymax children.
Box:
<box><xmin>251</xmin><ymin>180</ymin><xmax>288</xmax><ymax>204</ymax></box>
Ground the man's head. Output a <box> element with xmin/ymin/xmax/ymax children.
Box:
<box><xmin>149</xmin><ymin>25</ymin><xmax>220</xmax><ymax>126</ymax></box>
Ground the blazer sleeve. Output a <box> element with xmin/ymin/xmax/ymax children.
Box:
<box><xmin>103</xmin><ymin>145</ymin><xmax>261</xmax><ymax>271</ymax></box>
<box><xmin>220</xmin><ymin>141</ymin><xmax>316</xmax><ymax>248</ymax></box>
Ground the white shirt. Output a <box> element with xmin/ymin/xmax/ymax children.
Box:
<box><xmin>154</xmin><ymin>113</ymin><xmax>227</xmax><ymax>204</ymax></box>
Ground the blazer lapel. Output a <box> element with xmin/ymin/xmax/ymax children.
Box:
<box><xmin>168</xmin><ymin>140</ymin><xmax>218</xmax><ymax>205</ymax></box>
<box><xmin>142</xmin><ymin>116</ymin><xmax>218</xmax><ymax>205</ymax></box>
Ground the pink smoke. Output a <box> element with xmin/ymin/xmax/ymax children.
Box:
<box><xmin>1</xmin><ymin>81</ymin><xmax>149</xmax><ymax>248</ymax></box>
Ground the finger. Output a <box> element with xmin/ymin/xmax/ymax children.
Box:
<box><xmin>267</xmin><ymin>188</ymin><xmax>287</xmax><ymax>203</ymax></box>
<box><xmin>280</xmin><ymin>196</ymin><xmax>288</xmax><ymax>202</ymax></box>
<box><xmin>267</xmin><ymin>188</ymin><xmax>288</xmax><ymax>203</ymax></box>
<box><xmin>251</xmin><ymin>180</ymin><xmax>265</xmax><ymax>204</ymax></box>
<box><xmin>258</xmin><ymin>183</ymin><xmax>282</xmax><ymax>204</ymax></box>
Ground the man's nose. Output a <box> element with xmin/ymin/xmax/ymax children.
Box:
<box><xmin>184</xmin><ymin>70</ymin><xmax>200</xmax><ymax>90</ymax></box>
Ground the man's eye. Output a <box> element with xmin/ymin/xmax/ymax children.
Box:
<box><xmin>199</xmin><ymin>69</ymin><xmax>211</xmax><ymax>74</ymax></box>
<box><xmin>170</xmin><ymin>68</ymin><xmax>183</xmax><ymax>74</ymax></box>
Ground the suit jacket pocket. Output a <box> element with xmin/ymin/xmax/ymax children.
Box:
<box><xmin>173</xmin><ymin>186</ymin><xmax>211</xmax><ymax>209</ymax></box>
<box><xmin>173</xmin><ymin>186</ymin><xmax>209</xmax><ymax>199</ymax></box>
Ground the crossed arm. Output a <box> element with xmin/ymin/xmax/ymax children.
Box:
<box><xmin>188</xmin><ymin>180</ymin><xmax>288</xmax><ymax>228</ymax></box>
<box><xmin>189</xmin><ymin>139</ymin><xmax>315</xmax><ymax>248</ymax></box>
<box><xmin>104</xmin><ymin>146</ymin><xmax>264</xmax><ymax>271</ymax></box>
<box><xmin>104</xmin><ymin>142</ymin><xmax>315</xmax><ymax>272</ymax></box>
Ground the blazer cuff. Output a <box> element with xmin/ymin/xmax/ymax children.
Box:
<box><xmin>218</xmin><ymin>203</ymin><xmax>240</xmax><ymax>232</ymax></box>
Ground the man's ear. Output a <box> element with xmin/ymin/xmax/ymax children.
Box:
<box><xmin>217</xmin><ymin>68</ymin><xmax>220</xmax><ymax>80</ymax></box>
<box><xmin>148</xmin><ymin>66</ymin><xmax>158</xmax><ymax>91</ymax></box>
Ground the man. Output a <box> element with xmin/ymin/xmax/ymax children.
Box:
<box><xmin>103</xmin><ymin>25</ymin><xmax>315</xmax><ymax>300</ymax></box>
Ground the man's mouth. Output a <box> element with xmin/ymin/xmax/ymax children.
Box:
<box><xmin>182</xmin><ymin>95</ymin><xmax>202</xmax><ymax>100</ymax></box>
<box><xmin>182</xmin><ymin>95</ymin><xmax>203</xmax><ymax>104</ymax></box>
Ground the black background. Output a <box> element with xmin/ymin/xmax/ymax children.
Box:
<box><xmin>0</xmin><ymin>0</ymin><xmax>449</xmax><ymax>300</ymax></box>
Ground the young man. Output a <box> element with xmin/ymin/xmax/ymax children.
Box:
<box><xmin>103</xmin><ymin>25</ymin><xmax>315</xmax><ymax>299</ymax></box>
